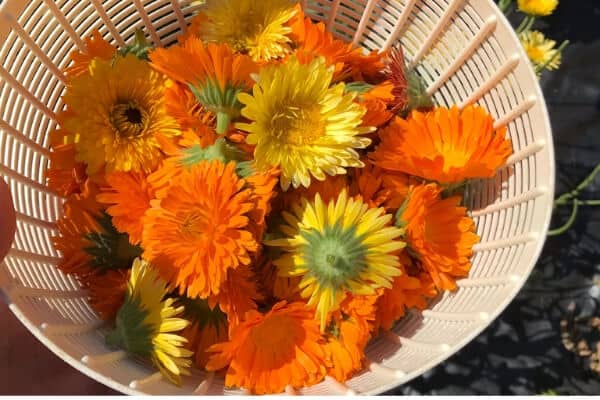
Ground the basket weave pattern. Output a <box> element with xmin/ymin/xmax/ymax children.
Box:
<box><xmin>0</xmin><ymin>0</ymin><xmax>554</xmax><ymax>395</ymax></box>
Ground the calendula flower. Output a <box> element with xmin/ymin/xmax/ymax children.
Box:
<box><xmin>349</xmin><ymin>163</ymin><xmax>397</xmax><ymax>210</ymax></box>
<box><xmin>150</xmin><ymin>38</ymin><xmax>257</xmax><ymax>133</ymax></box>
<box><xmin>241</xmin><ymin>167</ymin><xmax>280</xmax><ymax>240</ymax></box>
<box><xmin>97</xmin><ymin>172</ymin><xmax>155</xmax><ymax>245</ymax></box>
<box><xmin>208</xmin><ymin>266</ymin><xmax>263</xmax><ymax>328</ymax></box>
<box><xmin>267</xmin><ymin>190</ymin><xmax>405</xmax><ymax>329</ymax></box>
<box><xmin>374</xmin><ymin>261</ymin><xmax>437</xmax><ymax>331</ymax></box>
<box><xmin>106</xmin><ymin>258</ymin><xmax>192</xmax><ymax>385</ymax></box>
<box><xmin>63</xmin><ymin>55</ymin><xmax>180</xmax><ymax>175</ymax></box>
<box><xmin>290</xmin><ymin>10</ymin><xmax>386</xmax><ymax>82</ymax></box>
<box><xmin>520</xmin><ymin>30</ymin><xmax>562</xmax><ymax>74</ymax></box>
<box><xmin>206</xmin><ymin>301</ymin><xmax>327</xmax><ymax>394</ymax></box>
<box><xmin>238</xmin><ymin>56</ymin><xmax>373</xmax><ymax>190</ymax></box>
<box><xmin>52</xmin><ymin>180</ymin><xmax>142</xmax><ymax>277</ymax></box>
<box><xmin>254</xmin><ymin>255</ymin><xmax>303</xmax><ymax>303</ymax></box>
<box><xmin>65</xmin><ymin>30</ymin><xmax>116</xmax><ymax>78</ymax></box>
<box><xmin>323</xmin><ymin>294</ymin><xmax>378</xmax><ymax>381</ymax></box>
<box><xmin>397</xmin><ymin>184</ymin><xmax>479</xmax><ymax>291</ymax></box>
<box><xmin>517</xmin><ymin>0</ymin><xmax>558</xmax><ymax>16</ymax></box>
<box><xmin>79</xmin><ymin>269</ymin><xmax>129</xmax><ymax>321</ymax></box>
<box><xmin>194</xmin><ymin>0</ymin><xmax>298</xmax><ymax>62</ymax></box>
<box><xmin>278</xmin><ymin>175</ymin><xmax>349</xmax><ymax>212</ymax></box>
<box><xmin>371</xmin><ymin>106</ymin><xmax>512</xmax><ymax>185</ymax></box>
<box><xmin>164</xmin><ymin>82</ymin><xmax>217</xmax><ymax>147</ymax></box>
<box><xmin>142</xmin><ymin>160</ymin><xmax>259</xmax><ymax>299</ymax></box>
<box><xmin>46</xmin><ymin>114</ymin><xmax>87</xmax><ymax>196</ymax></box>
<box><xmin>179</xmin><ymin>296</ymin><xmax>229</xmax><ymax>369</ymax></box>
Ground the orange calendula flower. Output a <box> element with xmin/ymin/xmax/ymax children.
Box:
<box><xmin>65</xmin><ymin>30</ymin><xmax>116</xmax><ymax>78</ymax></box>
<box><xmin>46</xmin><ymin>138</ymin><xmax>87</xmax><ymax>197</ymax></box>
<box><xmin>52</xmin><ymin>180</ymin><xmax>143</xmax><ymax>278</ymax></box>
<box><xmin>179</xmin><ymin>296</ymin><xmax>229</xmax><ymax>369</ymax></box>
<box><xmin>398</xmin><ymin>183</ymin><xmax>480</xmax><ymax>291</ymax></box>
<box><xmin>150</xmin><ymin>38</ymin><xmax>258</xmax><ymax>133</ymax></box>
<box><xmin>359</xmin><ymin>81</ymin><xmax>396</xmax><ymax>129</ymax></box>
<box><xmin>46</xmin><ymin>111</ymin><xmax>87</xmax><ymax>196</ymax></box>
<box><xmin>142</xmin><ymin>160</ymin><xmax>259</xmax><ymax>299</ymax></box>
<box><xmin>323</xmin><ymin>294</ymin><xmax>378</xmax><ymax>382</ymax></box>
<box><xmin>371</xmin><ymin>106</ymin><xmax>512</xmax><ymax>184</ymax></box>
<box><xmin>97</xmin><ymin>171</ymin><xmax>156</xmax><ymax>245</ymax></box>
<box><xmin>208</xmin><ymin>266</ymin><xmax>263</xmax><ymax>328</ymax></box>
<box><xmin>79</xmin><ymin>269</ymin><xmax>129</xmax><ymax>321</ymax></box>
<box><xmin>277</xmin><ymin>174</ymin><xmax>349</xmax><ymax>212</ymax></box>
<box><xmin>290</xmin><ymin>10</ymin><xmax>386</xmax><ymax>83</ymax></box>
<box><xmin>164</xmin><ymin>82</ymin><xmax>217</xmax><ymax>147</ymax></box>
<box><xmin>253</xmin><ymin>254</ymin><xmax>303</xmax><ymax>303</ymax></box>
<box><xmin>374</xmin><ymin>262</ymin><xmax>437</xmax><ymax>331</ymax></box>
<box><xmin>206</xmin><ymin>301</ymin><xmax>327</xmax><ymax>394</ymax></box>
<box><xmin>244</xmin><ymin>167</ymin><xmax>280</xmax><ymax>240</ymax></box>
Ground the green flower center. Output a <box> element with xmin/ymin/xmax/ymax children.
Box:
<box><xmin>301</xmin><ymin>223</ymin><xmax>368</xmax><ymax>289</ymax></box>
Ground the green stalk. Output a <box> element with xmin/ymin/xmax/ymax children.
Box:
<box><xmin>498</xmin><ymin>0</ymin><xmax>512</xmax><ymax>13</ymax></box>
<box><xmin>548</xmin><ymin>200</ymin><xmax>579</xmax><ymax>236</ymax></box>
<box><xmin>216</xmin><ymin>111</ymin><xmax>231</xmax><ymax>134</ymax></box>
<box><xmin>554</xmin><ymin>164</ymin><xmax>600</xmax><ymax>208</ymax></box>
<box><xmin>516</xmin><ymin>15</ymin><xmax>536</xmax><ymax>34</ymax></box>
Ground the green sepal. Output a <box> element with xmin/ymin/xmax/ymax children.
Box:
<box><xmin>235</xmin><ymin>161</ymin><xmax>256</xmax><ymax>178</ymax></box>
<box><xmin>400</xmin><ymin>69</ymin><xmax>435</xmax><ymax>117</ymax></box>
<box><xmin>84</xmin><ymin>212</ymin><xmax>143</xmax><ymax>273</ymax></box>
<box><xmin>301</xmin><ymin>222</ymin><xmax>368</xmax><ymax>289</ymax></box>
<box><xmin>393</xmin><ymin>195</ymin><xmax>411</xmax><ymax>230</ymax></box>
<box><xmin>177</xmin><ymin>296</ymin><xmax>227</xmax><ymax>335</ymax></box>
<box><xmin>117</xmin><ymin>29</ymin><xmax>154</xmax><ymax>61</ymax></box>
<box><xmin>179</xmin><ymin>138</ymin><xmax>255</xmax><ymax>178</ymax></box>
<box><xmin>106</xmin><ymin>294</ymin><xmax>154</xmax><ymax>357</ymax></box>
<box><xmin>344</xmin><ymin>81</ymin><xmax>375</xmax><ymax>95</ymax></box>
<box><xmin>189</xmin><ymin>80</ymin><xmax>245</xmax><ymax>134</ymax></box>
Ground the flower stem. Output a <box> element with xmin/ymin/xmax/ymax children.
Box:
<box><xmin>548</xmin><ymin>199</ymin><xmax>579</xmax><ymax>236</ymax></box>
<box><xmin>216</xmin><ymin>111</ymin><xmax>231</xmax><ymax>134</ymax></box>
<box><xmin>498</xmin><ymin>0</ymin><xmax>512</xmax><ymax>13</ymax></box>
<box><xmin>516</xmin><ymin>15</ymin><xmax>536</xmax><ymax>33</ymax></box>
<box><xmin>554</xmin><ymin>164</ymin><xmax>600</xmax><ymax>208</ymax></box>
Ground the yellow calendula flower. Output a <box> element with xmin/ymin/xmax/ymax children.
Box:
<box><xmin>519</xmin><ymin>30</ymin><xmax>562</xmax><ymax>74</ymax></box>
<box><xmin>517</xmin><ymin>0</ymin><xmax>558</xmax><ymax>16</ymax></box>
<box><xmin>106</xmin><ymin>258</ymin><xmax>193</xmax><ymax>386</ymax></box>
<box><xmin>266</xmin><ymin>190</ymin><xmax>405</xmax><ymax>330</ymax></box>
<box><xmin>63</xmin><ymin>54</ymin><xmax>180</xmax><ymax>175</ymax></box>
<box><xmin>237</xmin><ymin>56</ymin><xmax>373</xmax><ymax>190</ymax></box>
<box><xmin>196</xmin><ymin>0</ymin><xmax>298</xmax><ymax>62</ymax></box>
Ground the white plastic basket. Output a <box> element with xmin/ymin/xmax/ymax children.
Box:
<box><xmin>0</xmin><ymin>0</ymin><xmax>554</xmax><ymax>395</ymax></box>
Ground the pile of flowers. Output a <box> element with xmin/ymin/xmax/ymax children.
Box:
<box><xmin>47</xmin><ymin>0</ymin><xmax>513</xmax><ymax>394</ymax></box>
